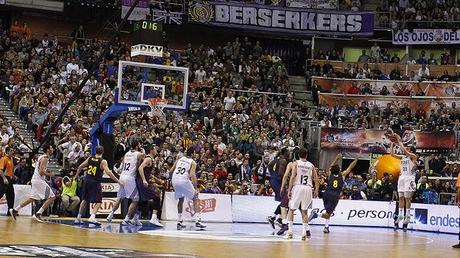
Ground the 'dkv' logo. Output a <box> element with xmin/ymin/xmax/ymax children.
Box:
<box><xmin>185</xmin><ymin>198</ymin><xmax>217</xmax><ymax>216</ymax></box>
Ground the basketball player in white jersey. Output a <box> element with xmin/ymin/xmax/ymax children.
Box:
<box><xmin>107</xmin><ymin>140</ymin><xmax>143</xmax><ymax>226</ymax></box>
<box><xmin>390</xmin><ymin>134</ymin><xmax>417</xmax><ymax>231</ymax></box>
<box><xmin>10</xmin><ymin>145</ymin><xmax>56</xmax><ymax>223</ymax></box>
<box><xmin>287</xmin><ymin>148</ymin><xmax>319</xmax><ymax>240</ymax></box>
<box><xmin>170</xmin><ymin>147</ymin><xmax>206</xmax><ymax>230</ymax></box>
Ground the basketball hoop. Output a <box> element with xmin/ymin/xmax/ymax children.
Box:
<box><xmin>147</xmin><ymin>98</ymin><xmax>168</xmax><ymax>121</ymax></box>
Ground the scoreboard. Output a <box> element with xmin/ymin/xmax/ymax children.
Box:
<box><xmin>132</xmin><ymin>20</ymin><xmax>163</xmax><ymax>46</ymax></box>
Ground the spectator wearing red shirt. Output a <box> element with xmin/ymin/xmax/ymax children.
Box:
<box><xmin>211</xmin><ymin>163</ymin><xmax>228</xmax><ymax>181</ymax></box>
<box><xmin>347</xmin><ymin>81</ymin><xmax>360</xmax><ymax>94</ymax></box>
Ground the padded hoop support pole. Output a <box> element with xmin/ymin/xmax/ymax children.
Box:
<box><xmin>89</xmin><ymin>101</ymin><xmax>150</xmax><ymax>155</ymax></box>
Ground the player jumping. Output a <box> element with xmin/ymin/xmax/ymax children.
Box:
<box><xmin>309</xmin><ymin>153</ymin><xmax>358</xmax><ymax>233</ymax></box>
<box><xmin>391</xmin><ymin>134</ymin><xmax>417</xmax><ymax>231</ymax></box>
<box><xmin>287</xmin><ymin>148</ymin><xmax>319</xmax><ymax>240</ymax></box>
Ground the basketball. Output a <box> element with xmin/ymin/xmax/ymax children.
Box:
<box><xmin>374</xmin><ymin>154</ymin><xmax>401</xmax><ymax>179</ymax></box>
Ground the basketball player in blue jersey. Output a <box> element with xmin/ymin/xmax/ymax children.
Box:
<box><xmin>73</xmin><ymin>146</ymin><xmax>123</xmax><ymax>225</ymax></box>
<box><xmin>267</xmin><ymin>148</ymin><xmax>290</xmax><ymax>229</ymax></box>
<box><xmin>391</xmin><ymin>134</ymin><xmax>418</xmax><ymax>231</ymax></box>
<box><xmin>171</xmin><ymin>147</ymin><xmax>206</xmax><ymax>230</ymax></box>
<box><xmin>136</xmin><ymin>144</ymin><xmax>163</xmax><ymax>227</ymax></box>
<box><xmin>309</xmin><ymin>153</ymin><xmax>358</xmax><ymax>233</ymax></box>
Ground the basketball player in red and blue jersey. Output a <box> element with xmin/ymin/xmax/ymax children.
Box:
<box><xmin>74</xmin><ymin>146</ymin><xmax>122</xmax><ymax>225</ymax></box>
<box><xmin>391</xmin><ymin>134</ymin><xmax>417</xmax><ymax>232</ymax></box>
<box><xmin>309</xmin><ymin>153</ymin><xmax>358</xmax><ymax>233</ymax></box>
<box><xmin>267</xmin><ymin>148</ymin><xmax>289</xmax><ymax>229</ymax></box>
<box><xmin>136</xmin><ymin>144</ymin><xmax>163</xmax><ymax>227</ymax></box>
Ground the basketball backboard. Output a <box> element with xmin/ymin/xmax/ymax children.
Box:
<box><xmin>116</xmin><ymin>61</ymin><xmax>189</xmax><ymax>111</ymax></box>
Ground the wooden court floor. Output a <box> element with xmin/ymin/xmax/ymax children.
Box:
<box><xmin>1</xmin><ymin>216</ymin><xmax>459</xmax><ymax>258</ymax></box>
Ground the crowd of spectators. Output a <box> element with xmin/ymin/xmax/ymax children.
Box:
<box><xmin>0</xmin><ymin>18</ymin><xmax>458</xmax><ymax>218</ymax></box>
<box><xmin>378</xmin><ymin>0</ymin><xmax>460</xmax><ymax>29</ymax></box>
<box><xmin>0</xmin><ymin>22</ymin><xmax>303</xmax><ymax>216</ymax></box>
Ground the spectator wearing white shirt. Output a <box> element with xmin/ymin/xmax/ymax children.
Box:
<box><xmin>66</xmin><ymin>58</ymin><xmax>79</xmax><ymax>74</ymax></box>
<box><xmin>0</xmin><ymin>126</ymin><xmax>10</xmax><ymax>146</ymax></box>
<box><xmin>59</xmin><ymin>117</ymin><xmax>72</xmax><ymax>133</ymax></box>
<box><xmin>58</xmin><ymin>136</ymin><xmax>76</xmax><ymax>167</ymax></box>
<box><xmin>195</xmin><ymin>66</ymin><xmax>207</xmax><ymax>84</ymax></box>
<box><xmin>223</xmin><ymin>91</ymin><xmax>236</xmax><ymax>111</ymax></box>
<box><xmin>418</xmin><ymin>64</ymin><xmax>430</xmax><ymax>79</ymax></box>
<box><xmin>67</xmin><ymin>142</ymin><xmax>84</xmax><ymax>168</ymax></box>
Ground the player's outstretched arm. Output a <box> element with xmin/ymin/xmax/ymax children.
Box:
<box><xmin>101</xmin><ymin>160</ymin><xmax>122</xmax><ymax>185</ymax></box>
<box><xmin>138</xmin><ymin>157</ymin><xmax>151</xmax><ymax>187</ymax></box>
<box><xmin>390</xmin><ymin>142</ymin><xmax>403</xmax><ymax>159</ymax></box>
<box><xmin>398</xmin><ymin>141</ymin><xmax>417</xmax><ymax>162</ymax></box>
<box><xmin>312</xmin><ymin>166</ymin><xmax>320</xmax><ymax>198</ymax></box>
<box><xmin>74</xmin><ymin>157</ymin><xmax>89</xmax><ymax>179</ymax></box>
<box><xmin>328</xmin><ymin>153</ymin><xmax>342</xmax><ymax>175</ymax></box>
<box><xmin>342</xmin><ymin>157</ymin><xmax>358</xmax><ymax>179</ymax></box>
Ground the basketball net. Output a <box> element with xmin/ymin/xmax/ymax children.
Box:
<box><xmin>147</xmin><ymin>98</ymin><xmax>168</xmax><ymax>121</ymax></box>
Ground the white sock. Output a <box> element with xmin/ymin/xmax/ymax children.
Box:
<box><xmin>89</xmin><ymin>213</ymin><xmax>95</xmax><ymax>220</ymax></box>
<box><xmin>107</xmin><ymin>211</ymin><xmax>114</xmax><ymax>218</ymax></box>
<box><xmin>399</xmin><ymin>208</ymin><xmax>404</xmax><ymax>217</ymax></box>
<box><xmin>14</xmin><ymin>206</ymin><xmax>21</xmax><ymax>211</ymax></box>
<box><xmin>195</xmin><ymin>213</ymin><xmax>201</xmax><ymax>223</ymax></box>
<box><xmin>77</xmin><ymin>214</ymin><xmax>82</xmax><ymax>219</ymax></box>
<box><xmin>282</xmin><ymin>219</ymin><xmax>288</xmax><ymax>224</ymax></box>
<box><xmin>37</xmin><ymin>207</ymin><xmax>45</xmax><ymax>214</ymax></box>
<box><xmin>150</xmin><ymin>213</ymin><xmax>157</xmax><ymax>220</ymax></box>
<box><xmin>303</xmin><ymin>223</ymin><xmax>310</xmax><ymax>233</ymax></box>
<box><xmin>275</xmin><ymin>214</ymin><xmax>280</xmax><ymax>220</ymax></box>
<box><xmin>325</xmin><ymin>219</ymin><xmax>329</xmax><ymax>227</ymax></box>
<box><xmin>178</xmin><ymin>213</ymin><xmax>182</xmax><ymax>222</ymax></box>
<box><xmin>124</xmin><ymin>215</ymin><xmax>130</xmax><ymax>221</ymax></box>
<box><xmin>133</xmin><ymin>213</ymin><xmax>139</xmax><ymax>221</ymax></box>
<box><xmin>288</xmin><ymin>221</ymin><xmax>293</xmax><ymax>232</ymax></box>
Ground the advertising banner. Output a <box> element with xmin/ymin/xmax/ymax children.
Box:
<box><xmin>121</xmin><ymin>0</ymin><xmax>150</xmax><ymax>21</ymax></box>
<box><xmin>319</xmin><ymin>93</ymin><xmax>459</xmax><ymax>114</ymax></box>
<box><xmin>131</xmin><ymin>44</ymin><xmax>163</xmax><ymax>57</ymax></box>
<box><xmin>313</xmin><ymin>76</ymin><xmax>460</xmax><ymax>97</ymax></box>
<box><xmin>91</xmin><ymin>198</ymin><xmax>121</xmax><ymax>215</ymax></box>
<box><xmin>229</xmin><ymin>196</ymin><xmax>458</xmax><ymax>233</ymax></box>
<box><xmin>286</xmin><ymin>0</ymin><xmax>338</xmax><ymax>9</ymax></box>
<box><xmin>188</xmin><ymin>1</ymin><xmax>374</xmax><ymax>36</ymax></box>
<box><xmin>320</xmin><ymin>128</ymin><xmax>456</xmax><ymax>153</ymax></box>
<box><xmin>0</xmin><ymin>185</ymin><xmax>32</xmax><ymax>216</ymax></box>
<box><xmin>161</xmin><ymin>192</ymin><xmax>233</xmax><ymax>222</ymax></box>
<box><xmin>393</xmin><ymin>29</ymin><xmax>460</xmax><ymax>45</ymax></box>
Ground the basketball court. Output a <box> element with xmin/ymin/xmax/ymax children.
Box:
<box><xmin>1</xmin><ymin>217</ymin><xmax>457</xmax><ymax>258</ymax></box>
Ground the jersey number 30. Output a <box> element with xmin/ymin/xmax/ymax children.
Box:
<box><xmin>176</xmin><ymin>167</ymin><xmax>186</xmax><ymax>175</ymax></box>
<box><xmin>301</xmin><ymin>175</ymin><xmax>309</xmax><ymax>185</ymax></box>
